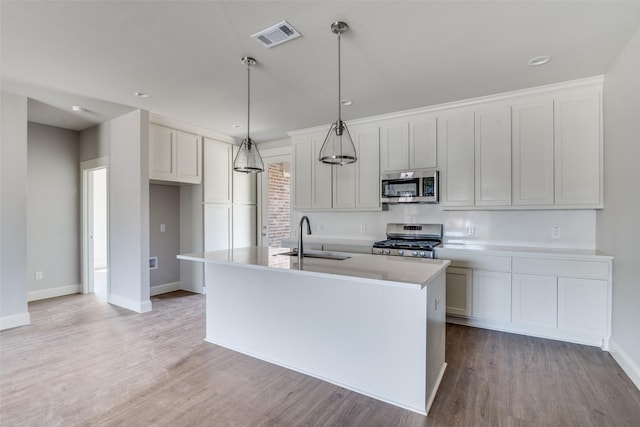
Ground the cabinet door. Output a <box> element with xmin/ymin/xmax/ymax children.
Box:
<box><xmin>176</xmin><ymin>131</ymin><xmax>202</xmax><ymax>184</ymax></box>
<box><xmin>333</xmin><ymin>163</ymin><xmax>355</xmax><ymax>209</ymax></box>
<box><xmin>512</xmin><ymin>99</ymin><xmax>554</xmax><ymax>206</ymax></box>
<box><xmin>232</xmin><ymin>146</ymin><xmax>257</xmax><ymax>204</ymax></box>
<box><xmin>312</xmin><ymin>135</ymin><xmax>333</xmax><ymax>209</ymax></box>
<box><xmin>292</xmin><ymin>137</ymin><xmax>313</xmax><ymax>210</ymax></box>
<box><xmin>355</xmin><ymin>125</ymin><xmax>380</xmax><ymax>209</ymax></box>
<box><xmin>472</xmin><ymin>270</ymin><xmax>511</xmax><ymax>322</ymax></box>
<box><xmin>380</xmin><ymin>120</ymin><xmax>409</xmax><ymax>173</ymax></box>
<box><xmin>558</xmin><ymin>277</ymin><xmax>607</xmax><ymax>337</ymax></box>
<box><xmin>475</xmin><ymin>106</ymin><xmax>511</xmax><ymax>206</ymax></box>
<box><xmin>437</xmin><ymin>111</ymin><xmax>475</xmax><ymax>207</ymax></box>
<box><xmin>446</xmin><ymin>267</ymin><xmax>472</xmax><ymax>317</ymax></box>
<box><xmin>233</xmin><ymin>204</ymin><xmax>257</xmax><ymax>248</ymax></box>
<box><xmin>512</xmin><ymin>274</ymin><xmax>557</xmax><ymax>328</ymax></box>
<box><xmin>409</xmin><ymin>114</ymin><xmax>437</xmax><ymax>170</ymax></box>
<box><xmin>203</xmin><ymin>138</ymin><xmax>232</xmax><ymax>204</ymax></box>
<box><xmin>204</xmin><ymin>204</ymin><xmax>231</xmax><ymax>251</ymax></box>
<box><xmin>149</xmin><ymin>124</ymin><xmax>176</xmax><ymax>181</ymax></box>
<box><xmin>554</xmin><ymin>91</ymin><xmax>601</xmax><ymax>206</ymax></box>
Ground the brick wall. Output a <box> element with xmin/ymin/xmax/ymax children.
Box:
<box><xmin>268</xmin><ymin>162</ymin><xmax>290</xmax><ymax>247</ymax></box>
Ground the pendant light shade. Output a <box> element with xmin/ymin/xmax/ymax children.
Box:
<box><xmin>234</xmin><ymin>57</ymin><xmax>264</xmax><ymax>173</ymax></box>
<box><xmin>318</xmin><ymin>21</ymin><xmax>357</xmax><ymax>166</ymax></box>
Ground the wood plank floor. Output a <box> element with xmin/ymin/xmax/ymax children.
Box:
<box><xmin>1</xmin><ymin>291</ymin><xmax>639</xmax><ymax>426</ymax></box>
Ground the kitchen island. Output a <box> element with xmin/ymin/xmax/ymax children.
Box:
<box><xmin>177</xmin><ymin>247</ymin><xmax>450</xmax><ymax>415</ymax></box>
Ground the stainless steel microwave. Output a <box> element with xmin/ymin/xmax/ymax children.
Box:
<box><xmin>380</xmin><ymin>169</ymin><xmax>439</xmax><ymax>204</ymax></box>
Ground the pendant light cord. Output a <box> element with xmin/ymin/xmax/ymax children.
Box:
<box><xmin>337</xmin><ymin>31</ymin><xmax>342</xmax><ymax>124</ymax></box>
<box><xmin>247</xmin><ymin>60</ymin><xmax>251</xmax><ymax>147</ymax></box>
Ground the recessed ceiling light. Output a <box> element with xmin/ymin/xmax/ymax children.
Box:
<box><xmin>134</xmin><ymin>91</ymin><xmax>151</xmax><ymax>98</ymax></box>
<box><xmin>528</xmin><ymin>55</ymin><xmax>551</xmax><ymax>66</ymax></box>
<box><xmin>340</xmin><ymin>99</ymin><xmax>353</xmax><ymax>106</ymax></box>
<box><xmin>71</xmin><ymin>105</ymin><xmax>87</xmax><ymax>112</ymax></box>
<box><xmin>231</xmin><ymin>124</ymin><xmax>242</xmax><ymax>129</ymax></box>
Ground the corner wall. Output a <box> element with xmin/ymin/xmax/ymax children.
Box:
<box><xmin>0</xmin><ymin>92</ymin><xmax>30</xmax><ymax>329</ymax></box>
<box><xmin>599</xmin><ymin>25</ymin><xmax>640</xmax><ymax>389</ymax></box>
<box><xmin>27</xmin><ymin>122</ymin><xmax>80</xmax><ymax>301</ymax></box>
<box><xmin>109</xmin><ymin>110</ymin><xmax>151</xmax><ymax>312</ymax></box>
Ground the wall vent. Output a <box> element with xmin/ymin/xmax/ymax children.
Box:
<box><xmin>252</xmin><ymin>21</ymin><xmax>301</xmax><ymax>48</ymax></box>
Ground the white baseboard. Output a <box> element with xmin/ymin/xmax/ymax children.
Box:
<box><xmin>609</xmin><ymin>338</ymin><xmax>640</xmax><ymax>392</ymax></box>
<box><xmin>108</xmin><ymin>294</ymin><xmax>152</xmax><ymax>313</ymax></box>
<box><xmin>0</xmin><ymin>311</ymin><xmax>31</xmax><ymax>330</ymax></box>
<box><xmin>28</xmin><ymin>284</ymin><xmax>82</xmax><ymax>302</ymax></box>
<box><xmin>150</xmin><ymin>281</ymin><xmax>181</xmax><ymax>296</ymax></box>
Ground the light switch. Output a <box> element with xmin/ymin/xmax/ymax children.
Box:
<box><xmin>160</xmin><ymin>224</ymin><xmax>166</xmax><ymax>233</ymax></box>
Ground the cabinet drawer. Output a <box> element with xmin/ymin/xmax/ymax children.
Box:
<box><xmin>512</xmin><ymin>257</ymin><xmax>609</xmax><ymax>280</ymax></box>
<box><xmin>437</xmin><ymin>252</ymin><xmax>511</xmax><ymax>272</ymax></box>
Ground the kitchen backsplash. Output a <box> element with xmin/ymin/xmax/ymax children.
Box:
<box><xmin>290</xmin><ymin>206</ymin><xmax>596</xmax><ymax>249</ymax></box>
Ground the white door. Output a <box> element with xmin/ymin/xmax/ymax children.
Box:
<box><xmin>81</xmin><ymin>158</ymin><xmax>109</xmax><ymax>300</ymax></box>
<box><xmin>258</xmin><ymin>155</ymin><xmax>292</xmax><ymax>248</ymax></box>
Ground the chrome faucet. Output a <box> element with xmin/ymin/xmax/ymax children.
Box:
<box><xmin>298</xmin><ymin>216</ymin><xmax>312</xmax><ymax>266</ymax></box>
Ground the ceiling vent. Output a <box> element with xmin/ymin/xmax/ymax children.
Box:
<box><xmin>251</xmin><ymin>21</ymin><xmax>301</xmax><ymax>48</ymax></box>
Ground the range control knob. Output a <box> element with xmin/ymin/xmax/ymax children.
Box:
<box><xmin>378</xmin><ymin>249</ymin><xmax>385</xmax><ymax>255</ymax></box>
<box><xmin>384</xmin><ymin>249</ymin><xmax>391</xmax><ymax>255</ymax></box>
<box><xmin>397</xmin><ymin>250</ymin><xmax>405</xmax><ymax>256</ymax></box>
<box><xmin>412</xmin><ymin>251</ymin><xmax>419</xmax><ymax>257</ymax></box>
<box><xmin>419</xmin><ymin>251</ymin><xmax>426</xmax><ymax>257</ymax></box>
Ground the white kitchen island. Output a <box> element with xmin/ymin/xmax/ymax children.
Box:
<box><xmin>178</xmin><ymin>247</ymin><xmax>450</xmax><ymax>415</ymax></box>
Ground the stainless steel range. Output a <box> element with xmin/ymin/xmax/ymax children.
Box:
<box><xmin>372</xmin><ymin>223</ymin><xmax>443</xmax><ymax>259</ymax></box>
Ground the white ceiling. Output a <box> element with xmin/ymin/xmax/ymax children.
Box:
<box><xmin>2</xmin><ymin>1</ymin><xmax>640</xmax><ymax>142</ymax></box>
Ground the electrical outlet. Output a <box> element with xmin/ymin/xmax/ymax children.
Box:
<box><xmin>467</xmin><ymin>225</ymin><xmax>475</xmax><ymax>237</ymax></box>
<box><xmin>160</xmin><ymin>224</ymin><xmax>166</xmax><ymax>233</ymax></box>
<box><xmin>551</xmin><ymin>226</ymin><xmax>561</xmax><ymax>240</ymax></box>
<box><xmin>35</xmin><ymin>271</ymin><xmax>43</xmax><ymax>280</ymax></box>
<box><xmin>360</xmin><ymin>224</ymin><xmax>367</xmax><ymax>233</ymax></box>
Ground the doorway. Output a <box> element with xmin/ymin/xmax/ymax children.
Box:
<box><xmin>81</xmin><ymin>157</ymin><xmax>109</xmax><ymax>300</ymax></box>
<box><xmin>259</xmin><ymin>155</ymin><xmax>291</xmax><ymax>247</ymax></box>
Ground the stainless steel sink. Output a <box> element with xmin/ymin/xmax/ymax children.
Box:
<box><xmin>275</xmin><ymin>250</ymin><xmax>351</xmax><ymax>261</ymax></box>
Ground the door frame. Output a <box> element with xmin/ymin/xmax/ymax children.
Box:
<box><xmin>81</xmin><ymin>157</ymin><xmax>109</xmax><ymax>295</ymax></box>
<box><xmin>257</xmin><ymin>147</ymin><xmax>291</xmax><ymax>247</ymax></box>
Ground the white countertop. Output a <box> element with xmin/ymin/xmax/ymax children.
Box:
<box><xmin>178</xmin><ymin>247</ymin><xmax>450</xmax><ymax>289</ymax></box>
<box><xmin>437</xmin><ymin>244</ymin><xmax>613</xmax><ymax>260</ymax></box>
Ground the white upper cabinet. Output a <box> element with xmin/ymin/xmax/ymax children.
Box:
<box><xmin>203</xmin><ymin>138</ymin><xmax>232</xmax><ymax>204</ymax></box>
<box><xmin>149</xmin><ymin>125</ymin><xmax>176</xmax><ymax>180</ymax></box>
<box><xmin>380</xmin><ymin>120</ymin><xmax>409</xmax><ymax>172</ymax></box>
<box><xmin>333</xmin><ymin>124</ymin><xmax>380</xmax><ymax>209</ymax></box>
<box><xmin>232</xmin><ymin>146</ymin><xmax>257</xmax><ymax>205</ymax></box>
<box><xmin>176</xmin><ymin>131</ymin><xmax>202</xmax><ymax>184</ymax></box>
<box><xmin>379</xmin><ymin>113</ymin><xmax>436</xmax><ymax>173</ymax></box>
<box><xmin>293</xmin><ymin>124</ymin><xmax>379</xmax><ymax>211</ymax></box>
<box><xmin>438</xmin><ymin>110</ymin><xmax>475</xmax><ymax>207</ymax></box>
<box><xmin>292</xmin><ymin>132</ymin><xmax>332</xmax><ymax>210</ymax></box>
<box><xmin>475</xmin><ymin>105</ymin><xmax>511</xmax><ymax>206</ymax></box>
<box><xmin>554</xmin><ymin>91</ymin><xmax>602</xmax><ymax>207</ymax></box>
<box><xmin>149</xmin><ymin>124</ymin><xmax>201</xmax><ymax>184</ymax></box>
<box><xmin>512</xmin><ymin>99</ymin><xmax>554</xmax><ymax>206</ymax></box>
<box><xmin>409</xmin><ymin>114</ymin><xmax>437</xmax><ymax>170</ymax></box>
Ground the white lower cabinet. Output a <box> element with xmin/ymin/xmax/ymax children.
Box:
<box><xmin>558</xmin><ymin>277</ymin><xmax>608</xmax><ymax>337</ymax></box>
<box><xmin>441</xmin><ymin>250</ymin><xmax>612</xmax><ymax>348</ymax></box>
<box><xmin>472</xmin><ymin>270</ymin><xmax>512</xmax><ymax>322</ymax></box>
<box><xmin>512</xmin><ymin>274</ymin><xmax>557</xmax><ymax>329</ymax></box>
<box><xmin>204</xmin><ymin>204</ymin><xmax>231</xmax><ymax>251</ymax></box>
<box><xmin>446</xmin><ymin>267</ymin><xmax>472</xmax><ymax>317</ymax></box>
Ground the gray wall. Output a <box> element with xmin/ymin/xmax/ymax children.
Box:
<box><xmin>599</xmin><ymin>25</ymin><xmax>640</xmax><ymax>385</ymax></box>
<box><xmin>27</xmin><ymin>122</ymin><xmax>80</xmax><ymax>298</ymax></box>
<box><xmin>149</xmin><ymin>184</ymin><xmax>180</xmax><ymax>287</ymax></box>
<box><xmin>0</xmin><ymin>91</ymin><xmax>30</xmax><ymax>329</ymax></box>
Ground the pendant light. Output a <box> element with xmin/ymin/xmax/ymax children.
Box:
<box><xmin>318</xmin><ymin>21</ymin><xmax>357</xmax><ymax>165</ymax></box>
<box><xmin>233</xmin><ymin>56</ymin><xmax>264</xmax><ymax>173</ymax></box>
